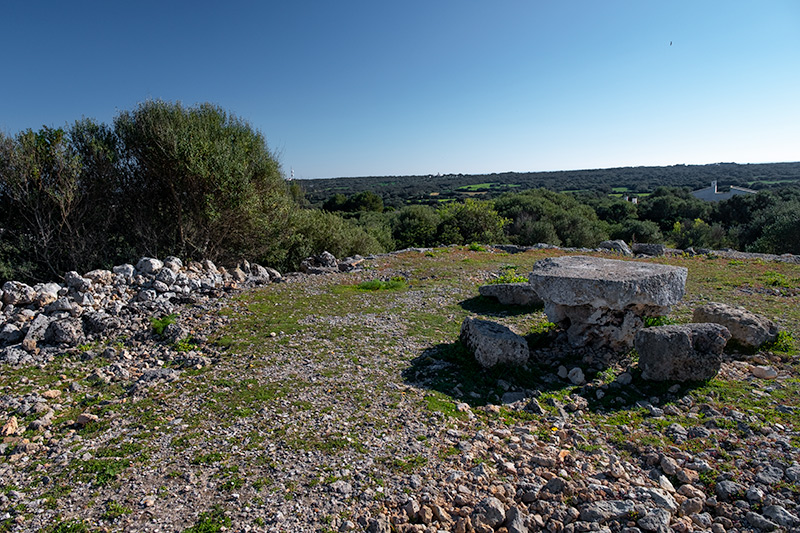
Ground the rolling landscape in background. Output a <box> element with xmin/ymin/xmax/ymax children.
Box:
<box><xmin>300</xmin><ymin>162</ymin><xmax>800</xmax><ymax>208</ymax></box>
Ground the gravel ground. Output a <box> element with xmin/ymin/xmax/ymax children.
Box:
<box><xmin>1</xmin><ymin>249</ymin><xmax>798</xmax><ymax>533</ymax></box>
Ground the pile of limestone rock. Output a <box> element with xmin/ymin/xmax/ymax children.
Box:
<box><xmin>465</xmin><ymin>255</ymin><xmax>780</xmax><ymax>382</ymax></box>
<box><xmin>0</xmin><ymin>256</ymin><xmax>281</xmax><ymax>367</ymax></box>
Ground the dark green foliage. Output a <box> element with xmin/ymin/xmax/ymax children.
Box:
<box><xmin>273</xmin><ymin>209</ymin><xmax>385</xmax><ymax>272</ymax></box>
<box><xmin>437</xmin><ymin>198</ymin><xmax>509</xmax><ymax>245</ymax></box>
<box><xmin>0</xmin><ymin>100</ymin><xmax>294</xmax><ymax>283</ymax></box>
<box><xmin>638</xmin><ymin>187</ymin><xmax>711</xmax><ymax>231</ymax></box>
<box><xmin>322</xmin><ymin>190</ymin><xmax>383</xmax><ymax>212</ymax></box>
<box><xmin>391</xmin><ymin>204</ymin><xmax>441</xmax><ymax>248</ymax></box>
<box><xmin>494</xmin><ymin>189</ymin><xmax>608</xmax><ymax>247</ymax></box>
<box><xmin>610</xmin><ymin>219</ymin><xmax>663</xmax><ymax>243</ymax></box>
<box><xmin>150</xmin><ymin>313</ymin><xmax>178</xmax><ymax>335</ymax></box>
<box><xmin>114</xmin><ymin>100</ymin><xmax>291</xmax><ymax>261</ymax></box>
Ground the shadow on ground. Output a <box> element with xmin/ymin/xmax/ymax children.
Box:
<box><xmin>458</xmin><ymin>295</ymin><xmax>543</xmax><ymax>317</ymax></box>
<box><xmin>401</xmin><ymin>338</ymin><xmax>710</xmax><ymax>416</ymax></box>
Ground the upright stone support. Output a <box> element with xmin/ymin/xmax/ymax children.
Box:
<box><xmin>528</xmin><ymin>256</ymin><xmax>687</xmax><ymax>350</ymax></box>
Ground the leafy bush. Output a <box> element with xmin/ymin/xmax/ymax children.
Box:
<box><xmin>391</xmin><ymin>204</ymin><xmax>441</xmax><ymax>248</ymax></box>
<box><xmin>114</xmin><ymin>100</ymin><xmax>292</xmax><ymax>262</ymax></box>
<box><xmin>437</xmin><ymin>198</ymin><xmax>508</xmax><ymax>245</ymax></box>
<box><xmin>494</xmin><ymin>189</ymin><xmax>608</xmax><ymax>247</ymax></box>
<box><xmin>273</xmin><ymin>209</ymin><xmax>385</xmax><ymax>272</ymax></box>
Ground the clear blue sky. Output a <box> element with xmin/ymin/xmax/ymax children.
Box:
<box><xmin>2</xmin><ymin>1</ymin><xmax>798</xmax><ymax>178</ymax></box>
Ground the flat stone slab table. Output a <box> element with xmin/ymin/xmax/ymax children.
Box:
<box><xmin>528</xmin><ymin>255</ymin><xmax>687</xmax><ymax>350</ymax></box>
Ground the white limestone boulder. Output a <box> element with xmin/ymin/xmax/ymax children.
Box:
<box><xmin>635</xmin><ymin>323</ymin><xmax>731</xmax><ymax>381</ymax></box>
<box><xmin>478</xmin><ymin>283</ymin><xmax>542</xmax><ymax>307</ymax></box>
<box><xmin>460</xmin><ymin>317</ymin><xmax>529</xmax><ymax>368</ymax></box>
<box><xmin>692</xmin><ymin>302</ymin><xmax>778</xmax><ymax>349</ymax></box>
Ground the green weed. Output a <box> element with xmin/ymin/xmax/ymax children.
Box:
<box><xmin>150</xmin><ymin>313</ymin><xmax>177</xmax><ymax>335</ymax></box>
<box><xmin>183</xmin><ymin>505</ymin><xmax>231</xmax><ymax>533</ymax></box>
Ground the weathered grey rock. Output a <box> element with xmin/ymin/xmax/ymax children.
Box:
<box><xmin>44</xmin><ymin>318</ymin><xmax>84</xmax><ymax>346</ymax></box>
<box><xmin>756</xmin><ymin>465</ymin><xmax>783</xmax><ymax>485</ymax></box>
<box><xmin>82</xmin><ymin>312</ymin><xmax>120</xmax><ymax>334</ymax></box>
<box><xmin>635</xmin><ymin>323</ymin><xmax>731</xmax><ymax>381</ymax></box>
<box><xmin>33</xmin><ymin>283</ymin><xmax>61</xmax><ymax>307</ymax></box>
<box><xmin>635</xmin><ymin>487</ymin><xmax>678</xmax><ymax>513</ymax></box>
<box><xmin>567</xmin><ymin>367</ymin><xmax>585</xmax><ymax>385</ymax></box>
<box><xmin>479</xmin><ymin>283</ymin><xmax>543</xmax><ymax>306</ymax></box>
<box><xmin>528</xmin><ymin>256</ymin><xmax>687</xmax><ymax>350</ymax></box>
<box><xmin>156</xmin><ymin>267</ymin><xmax>178</xmax><ymax>285</ymax></box>
<box><xmin>579</xmin><ymin>500</ymin><xmax>637</xmax><ymax>522</ymax></box>
<box><xmin>248</xmin><ymin>264</ymin><xmax>272</xmax><ymax>284</ymax></box>
<box><xmin>338</xmin><ymin>255</ymin><xmax>365</xmax><ymax>272</ymax></box>
<box><xmin>504</xmin><ymin>506</ymin><xmax>528</xmax><ymax>533</ymax></box>
<box><xmin>162</xmin><ymin>323</ymin><xmax>189</xmax><ymax>344</ymax></box>
<box><xmin>471</xmin><ymin>497</ymin><xmax>506</xmax><ymax>529</ymax></box>
<box><xmin>24</xmin><ymin>314</ymin><xmax>53</xmax><ymax>344</ymax></box>
<box><xmin>113</xmin><ymin>264</ymin><xmax>136</xmax><ymax>278</ymax></box>
<box><xmin>746</xmin><ymin>511</ymin><xmax>779</xmax><ymax>531</ymax></box>
<box><xmin>2</xmin><ymin>281</ymin><xmax>36</xmax><ymax>306</ymax></box>
<box><xmin>632</xmin><ymin>243</ymin><xmax>667</xmax><ymax>256</ymax></box>
<box><xmin>300</xmin><ymin>251</ymin><xmax>339</xmax><ymax>274</ymax></box>
<box><xmin>715</xmin><ymin>480</ymin><xmax>744</xmax><ymax>501</ymax></box>
<box><xmin>637</xmin><ymin>509</ymin><xmax>671</xmax><ymax>533</ymax></box>
<box><xmin>0</xmin><ymin>324</ymin><xmax>23</xmax><ymax>345</ymax></box>
<box><xmin>0</xmin><ymin>346</ymin><xmax>34</xmax><ymax>365</ymax></box>
<box><xmin>163</xmin><ymin>256</ymin><xmax>183</xmax><ymax>272</ymax></box>
<box><xmin>692</xmin><ymin>302</ymin><xmax>778</xmax><ymax>349</ymax></box>
<box><xmin>460</xmin><ymin>317</ymin><xmax>529</xmax><ymax>368</ymax></box>
<box><xmin>762</xmin><ymin>505</ymin><xmax>799</xmax><ymax>528</ymax></box>
<box><xmin>136</xmin><ymin>257</ymin><xmax>164</xmax><ymax>275</ymax></box>
<box><xmin>45</xmin><ymin>297</ymin><xmax>73</xmax><ymax>314</ymax></box>
<box><xmin>365</xmin><ymin>515</ymin><xmax>391</xmax><ymax>533</ymax></box>
<box><xmin>599</xmin><ymin>239</ymin><xmax>633</xmax><ymax>256</ymax></box>
<box><xmin>229</xmin><ymin>266</ymin><xmax>247</xmax><ymax>282</ymax></box>
<box><xmin>64</xmin><ymin>271</ymin><xmax>92</xmax><ymax>292</ymax></box>
<box><xmin>84</xmin><ymin>269</ymin><xmax>113</xmax><ymax>285</ymax></box>
<box><xmin>263</xmin><ymin>266</ymin><xmax>282</xmax><ymax>281</ymax></box>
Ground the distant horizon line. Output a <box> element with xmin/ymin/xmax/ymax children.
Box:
<box><xmin>298</xmin><ymin>160</ymin><xmax>800</xmax><ymax>180</ymax></box>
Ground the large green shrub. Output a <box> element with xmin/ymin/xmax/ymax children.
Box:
<box><xmin>113</xmin><ymin>100</ymin><xmax>291</xmax><ymax>262</ymax></box>
<box><xmin>436</xmin><ymin>199</ymin><xmax>508</xmax><ymax>245</ymax></box>
<box><xmin>494</xmin><ymin>189</ymin><xmax>608</xmax><ymax>247</ymax></box>
<box><xmin>391</xmin><ymin>205</ymin><xmax>441</xmax><ymax>248</ymax></box>
<box><xmin>0</xmin><ymin>127</ymin><xmax>89</xmax><ymax>279</ymax></box>
<box><xmin>273</xmin><ymin>209</ymin><xmax>385</xmax><ymax>272</ymax></box>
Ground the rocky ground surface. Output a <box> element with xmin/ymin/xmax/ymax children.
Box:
<box><xmin>0</xmin><ymin>247</ymin><xmax>798</xmax><ymax>532</ymax></box>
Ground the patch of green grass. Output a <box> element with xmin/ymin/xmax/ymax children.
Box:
<box><xmin>150</xmin><ymin>313</ymin><xmax>177</xmax><ymax>335</ymax></box>
<box><xmin>644</xmin><ymin>315</ymin><xmax>678</xmax><ymax>327</ymax></box>
<box><xmin>387</xmin><ymin>454</ymin><xmax>428</xmax><ymax>473</ymax></box>
<box><xmin>424</xmin><ymin>391</ymin><xmax>467</xmax><ymax>420</ymax></box>
<box><xmin>72</xmin><ymin>458</ymin><xmax>129</xmax><ymax>486</ymax></box>
<box><xmin>174</xmin><ymin>337</ymin><xmax>199</xmax><ymax>352</ymax></box>
<box><xmin>48</xmin><ymin>520</ymin><xmax>90</xmax><ymax>533</ymax></box>
<box><xmin>191</xmin><ymin>451</ymin><xmax>224</xmax><ymax>465</ymax></box>
<box><xmin>355</xmin><ymin>279</ymin><xmax>406</xmax><ymax>291</ymax></box>
<box><xmin>467</xmin><ymin>242</ymin><xmax>487</xmax><ymax>252</ymax></box>
<box><xmin>102</xmin><ymin>500</ymin><xmax>132</xmax><ymax>520</ymax></box>
<box><xmin>766</xmin><ymin>331</ymin><xmax>797</xmax><ymax>355</ymax></box>
<box><xmin>762</xmin><ymin>271</ymin><xmax>791</xmax><ymax>288</ymax></box>
<box><xmin>183</xmin><ymin>505</ymin><xmax>231</xmax><ymax>533</ymax></box>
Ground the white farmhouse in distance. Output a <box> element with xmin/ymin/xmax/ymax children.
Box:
<box><xmin>691</xmin><ymin>181</ymin><xmax>756</xmax><ymax>202</ymax></box>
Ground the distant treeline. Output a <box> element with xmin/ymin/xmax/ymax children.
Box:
<box><xmin>314</xmin><ymin>185</ymin><xmax>800</xmax><ymax>256</ymax></box>
<box><xmin>2</xmin><ymin>101</ymin><xmax>799</xmax><ymax>284</ymax></box>
<box><xmin>301</xmin><ymin>162</ymin><xmax>800</xmax><ymax>208</ymax></box>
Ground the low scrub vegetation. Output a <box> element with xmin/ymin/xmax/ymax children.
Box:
<box><xmin>2</xmin><ymin>101</ymin><xmax>798</xmax><ymax>285</ymax></box>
